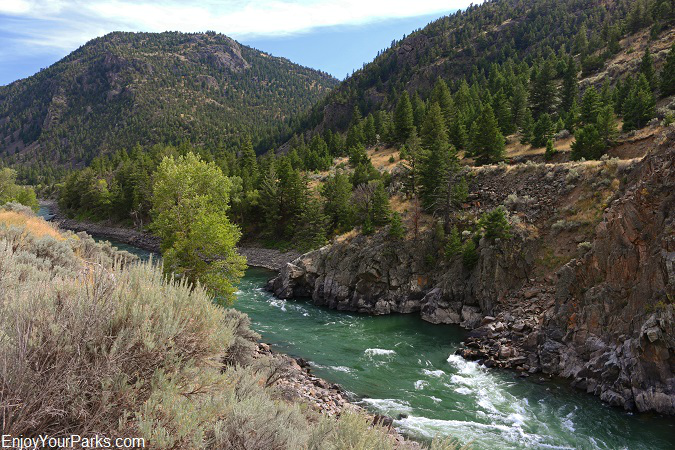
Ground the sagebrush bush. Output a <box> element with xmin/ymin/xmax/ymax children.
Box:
<box><xmin>0</xmin><ymin>213</ymin><xmax>441</xmax><ymax>449</ymax></box>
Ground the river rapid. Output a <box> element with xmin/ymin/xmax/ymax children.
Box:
<box><xmin>42</xmin><ymin>208</ymin><xmax>672</xmax><ymax>449</ymax></box>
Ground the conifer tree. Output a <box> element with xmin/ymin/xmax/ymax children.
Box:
<box><xmin>660</xmin><ymin>44</ymin><xmax>675</xmax><ymax>97</ymax></box>
<box><xmin>623</xmin><ymin>75</ymin><xmax>656</xmax><ymax>131</ymax></box>
<box><xmin>581</xmin><ymin>86</ymin><xmax>602</xmax><ymax>125</ymax></box>
<box><xmin>519</xmin><ymin>108</ymin><xmax>534</xmax><ymax>145</ymax></box>
<box><xmin>371</xmin><ymin>181</ymin><xmax>391</xmax><ymax>226</ymax></box>
<box><xmin>419</xmin><ymin>103</ymin><xmax>456</xmax><ymax>211</ymax></box>
<box><xmin>388</xmin><ymin>212</ymin><xmax>405</xmax><ymax>240</ymax></box>
<box><xmin>321</xmin><ymin>172</ymin><xmax>354</xmax><ymax>232</ymax></box>
<box><xmin>239</xmin><ymin>137</ymin><xmax>259</xmax><ymax>192</ymax></box>
<box><xmin>364</xmin><ymin>114</ymin><xmax>378</xmax><ymax>146</ymax></box>
<box><xmin>470</xmin><ymin>104</ymin><xmax>505</xmax><ymax>164</ymax></box>
<box><xmin>399</xmin><ymin>131</ymin><xmax>422</xmax><ymax>196</ymax></box>
<box><xmin>394</xmin><ymin>91</ymin><xmax>415</xmax><ymax>143</ymax></box>
<box><xmin>561</xmin><ymin>58</ymin><xmax>579</xmax><ymax>114</ymax></box>
<box><xmin>530</xmin><ymin>60</ymin><xmax>556</xmax><ymax>117</ymax></box>
<box><xmin>532</xmin><ymin>113</ymin><xmax>554</xmax><ymax>148</ymax></box>
<box><xmin>640</xmin><ymin>48</ymin><xmax>656</xmax><ymax>90</ymax></box>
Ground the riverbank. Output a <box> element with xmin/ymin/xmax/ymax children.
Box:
<box><xmin>42</xmin><ymin>200</ymin><xmax>300</xmax><ymax>271</ymax></box>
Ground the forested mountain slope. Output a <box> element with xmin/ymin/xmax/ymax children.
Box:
<box><xmin>0</xmin><ymin>31</ymin><xmax>337</xmax><ymax>183</ymax></box>
<box><xmin>285</xmin><ymin>0</ymin><xmax>674</xmax><ymax>137</ymax></box>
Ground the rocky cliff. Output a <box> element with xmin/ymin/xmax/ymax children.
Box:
<box><xmin>270</xmin><ymin>129</ymin><xmax>674</xmax><ymax>414</ymax></box>
<box><xmin>534</xmin><ymin>130</ymin><xmax>674</xmax><ymax>414</ymax></box>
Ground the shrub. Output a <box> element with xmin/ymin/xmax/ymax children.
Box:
<box><xmin>479</xmin><ymin>206</ymin><xmax>512</xmax><ymax>241</ymax></box>
<box><xmin>462</xmin><ymin>239</ymin><xmax>479</xmax><ymax>270</ymax></box>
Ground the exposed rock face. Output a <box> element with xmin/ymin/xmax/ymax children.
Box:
<box><xmin>270</xmin><ymin>131</ymin><xmax>675</xmax><ymax>414</ymax></box>
<box><xmin>535</xmin><ymin>131</ymin><xmax>675</xmax><ymax>414</ymax></box>
<box><xmin>269</xmin><ymin>231</ymin><xmax>534</xmax><ymax>327</ymax></box>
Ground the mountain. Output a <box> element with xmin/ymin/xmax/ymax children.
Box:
<box><xmin>0</xmin><ymin>31</ymin><xmax>338</xmax><ymax>182</ymax></box>
<box><xmin>283</xmin><ymin>0</ymin><xmax>674</xmax><ymax>138</ymax></box>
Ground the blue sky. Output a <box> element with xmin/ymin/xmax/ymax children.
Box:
<box><xmin>0</xmin><ymin>1</ymin><xmax>480</xmax><ymax>85</ymax></box>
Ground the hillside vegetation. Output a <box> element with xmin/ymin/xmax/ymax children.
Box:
<box><xmin>0</xmin><ymin>31</ymin><xmax>337</xmax><ymax>184</ymax></box>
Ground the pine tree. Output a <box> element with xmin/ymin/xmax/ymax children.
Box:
<box><xmin>364</xmin><ymin>114</ymin><xmax>377</xmax><ymax>146</ymax></box>
<box><xmin>371</xmin><ymin>181</ymin><xmax>391</xmax><ymax>226</ymax></box>
<box><xmin>388</xmin><ymin>212</ymin><xmax>405</xmax><ymax>240</ymax></box>
<box><xmin>293</xmin><ymin>196</ymin><xmax>327</xmax><ymax>251</ymax></box>
<box><xmin>623</xmin><ymin>75</ymin><xmax>656</xmax><ymax>131</ymax></box>
<box><xmin>530</xmin><ymin>60</ymin><xmax>557</xmax><ymax>117</ymax></box>
<box><xmin>394</xmin><ymin>91</ymin><xmax>415</xmax><ymax>143</ymax></box>
<box><xmin>510</xmin><ymin>82</ymin><xmax>528</xmax><ymax>130</ymax></box>
<box><xmin>412</xmin><ymin>92</ymin><xmax>426</xmax><ymax>129</ymax></box>
<box><xmin>640</xmin><ymin>48</ymin><xmax>656</xmax><ymax>91</ymax></box>
<box><xmin>470</xmin><ymin>104</ymin><xmax>505</xmax><ymax>164</ymax></box>
<box><xmin>581</xmin><ymin>86</ymin><xmax>602</xmax><ymax>125</ymax></box>
<box><xmin>519</xmin><ymin>108</ymin><xmax>534</xmax><ymax>145</ymax></box>
<box><xmin>596</xmin><ymin>105</ymin><xmax>618</xmax><ymax>145</ymax></box>
<box><xmin>561</xmin><ymin>57</ymin><xmax>579</xmax><ymax>114</ymax></box>
<box><xmin>532</xmin><ymin>113</ymin><xmax>554</xmax><ymax>148</ymax></box>
<box><xmin>493</xmin><ymin>91</ymin><xmax>513</xmax><ymax>135</ymax></box>
<box><xmin>239</xmin><ymin>137</ymin><xmax>259</xmax><ymax>192</ymax></box>
<box><xmin>544</xmin><ymin>139</ymin><xmax>556</xmax><ymax>161</ymax></box>
<box><xmin>660</xmin><ymin>44</ymin><xmax>675</xmax><ymax>97</ymax></box>
<box><xmin>431</xmin><ymin>78</ymin><xmax>455</xmax><ymax>131</ymax></box>
<box><xmin>571</xmin><ymin>124</ymin><xmax>605</xmax><ymax>160</ymax></box>
<box><xmin>419</xmin><ymin>102</ymin><xmax>456</xmax><ymax>211</ymax></box>
<box><xmin>321</xmin><ymin>171</ymin><xmax>354</xmax><ymax>232</ymax></box>
<box><xmin>565</xmin><ymin>98</ymin><xmax>581</xmax><ymax>131</ymax></box>
<box><xmin>399</xmin><ymin>131</ymin><xmax>422</xmax><ymax>196</ymax></box>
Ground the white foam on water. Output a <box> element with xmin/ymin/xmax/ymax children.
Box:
<box><xmin>429</xmin><ymin>396</ymin><xmax>442</xmax><ymax>403</ymax></box>
<box><xmin>422</xmin><ymin>369</ymin><xmax>445</xmax><ymax>377</ymax></box>
<box><xmin>414</xmin><ymin>380</ymin><xmax>428</xmax><ymax>390</ymax></box>
<box><xmin>360</xmin><ymin>398</ymin><xmax>412</xmax><ymax>414</ymax></box>
<box><xmin>269</xmin><ymin>298</ymin><xmax>287</xmax><ymax>311</ymax></box>
<box><xmin>454</xmin><ymin>387</ymin><xmax>473</xmax><ymax>395</ymax></box>
<box><xmin>395</xmin><ymin>415</ymin><xmax>575</xmax><ymax>450</ymax></box>
<box><xmin>330</xmin><ymin>365</ymin><xmax>353</xmax><ymax>373</ymax></box>
<box><xmin>364</xmin><ymin>348</ymin><xmax>396</xmax><ymax>356</ymax></box>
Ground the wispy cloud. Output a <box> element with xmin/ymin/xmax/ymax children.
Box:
<box><xmin>0</xmin><ymin>0</ymin><xmax>481</xmax><ymax>52</ymax></box>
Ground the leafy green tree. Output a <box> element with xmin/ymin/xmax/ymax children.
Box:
<box><xmin>151</xmin><ymin>152</ymin><xmax>246</xmax><ymax>303</ymax></box>
<box><xmin>470</xmin><ymin>104</ymin><xmax>505</xmax><ymax>164</ymax></box>
<box><xmin>660</xmin><ymin>44</ymin><xmax>675</xmax><ymax>97</ymax></box>
<box><xmin>394</xmin><ymin>91</ymin><xmax>415</xmax><ymax>143</ymax></box>
<box><xmin>571</xmin><ymin>124</ymin><xmax>605</xmax><ymax>160</ymax></box>
<box><xmin>0</xmin><ymin>168</ymin><xmax>39</xmax><ymax>211</ymax></box>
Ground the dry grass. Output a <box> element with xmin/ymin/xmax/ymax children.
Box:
<box><xmin>0</xmin><ymin>210</ymin><xmax>64</xmax><ymax>240</ymax></box>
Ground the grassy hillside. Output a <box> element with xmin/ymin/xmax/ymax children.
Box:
<box><xmin>0</xmin><ymin>31</ymin><xmax>338</xmax><ymax>183</ymax></box>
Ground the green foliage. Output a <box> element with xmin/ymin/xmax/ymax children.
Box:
<box><xmin>0</xmin><ymin>168</ymin><xmax>38</xmax><ymax>211</ymax></box>
<box><xmin>388</xmin><ymin>212</ymin><xmax>405</xmax><ymax>240</ymax></box>
<box><xmin>462</xmin><ymin>239</ymin><xmax>479</xmax><ymax>270</ymax></box>
<box><xmin>444</xmin><ymin>225</ymin><xmax>462</xmax><ymax>259</ymax></box>
<box><xmin>660</xmin><ymin>44</ymin><xmax>675</xmax><ymax>97</ymax></box>
<box><xmin>640</xmin><ymin>47</ymin><xmax>656</xmax><ymax>90</ymax></box>
<box><xmin>394</xmin><ymin>91</ymin><xmax>415</xmax><ymax>143</ymax></box>
<box><xmin>479</xmin><ymin>206</ymin><xmax>512</xmax><ymax>241</ymax></box>
<box><xmin>151</xmin><ymin>152</ymin><xmax>246</xmax><ymax>302</ymax></box>
<box><xmin>420</xmin><ymin>103</ymin><xmax>458</xmax><ymax>211</ymax></box>
<box><xmin>532</xmin><ymin>113</ymin><xmax>554</xmax><ymax>148</ymax></box>
<box><xmin>470</xmin><ymin>104</ymin><xmax>505</xmax><ymax>164</ymax></box>
<box><xmin>571</xmin><ymin>124</ymin><xmax>606</xmax><ymax>160</ymax></box>
<box><xmin>322</xmin><ymin>171</ymin><xmax>355</xmax><ymax>233</ymax></box>
<box><xmin>581</xmin><ymin>86</ymin><xmax>602</xmax><ymax>125</ymax></box>
<box><xmin>622</xmin><ymin>75</ymin><xmax>656</xmax><ymax>131</ymax></box>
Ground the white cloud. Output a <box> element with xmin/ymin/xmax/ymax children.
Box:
<box><xmin>0</xmin><ymin>0</ymin><xmax>482</xmax><ymax>52</ymax></box>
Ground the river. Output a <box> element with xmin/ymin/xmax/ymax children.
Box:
<box><xmin>39</xmin><ymin>208</ymin><xmax>674</xmax><ymax>449</ymax></box>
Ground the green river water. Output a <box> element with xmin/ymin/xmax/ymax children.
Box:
<box><xmin>42</xmin><ymin>208</ymin><xmax>672</xmax><ymax>450</ymax></box>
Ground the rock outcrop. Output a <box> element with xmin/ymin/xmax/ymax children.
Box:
<box><xmin>534</xmin><ymin>130</ymin><xmax>675</xmax><ymax>414</ymax></box>
<box><xmin>270</xmin><ymin>130</ymin><xmax>675</xmax><ymax>414</ymax></box>
<box><xmin>269</xmin><ymin>231</ymin><xmax>534</xmax><ymax>328</ymax></box>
